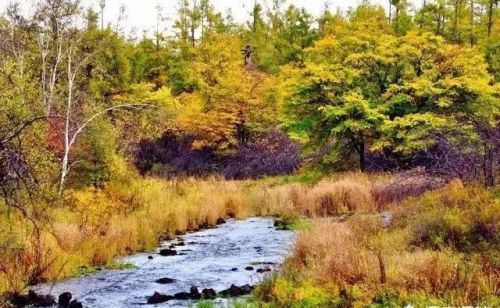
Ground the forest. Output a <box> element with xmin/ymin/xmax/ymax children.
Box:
<box><xmin>0</xmin><ymin>0</ymin><xmax>499</xmax><ymax>307</ymax></box>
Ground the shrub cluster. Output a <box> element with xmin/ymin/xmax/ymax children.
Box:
<box><xmin>135</xmin><ymin>130</ymin><xmax>301</xmax><ymax>180</ymax></box>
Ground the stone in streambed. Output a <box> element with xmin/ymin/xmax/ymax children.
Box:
<box><xmin>155</xmin><ymin>277</ymin><xmax>175</xmax><ymax>284</ymax></box>
<box><xmin>170</xmin><ymin>241</ymin><xmax>185</xmax><ymax>248</ymax></box>
<box><xmin>58</xmin><ymin>292</ymin><xmax>72</xmax><ymax>307</ymax></box>
<box><xmin>159</xmin><ymin>248</ymin><xmax>177</xmax><ymax>256</ymax></box>
<box><xmin>216</xmin><ymin>218</ymin><xmax>226</xmax><ymax>225</ymax></box>
<box><xmin>173</xmin><ymin>292</ymin><xmax>191</xmax><ymax>300</ymax></box>
<box><xmin>147</xmin><ymin>292</ymin><xmax>173</xmax><ymax>304</ymax></box>
<box><xmin>245</xmin><ymin>266</ymin><xmax>254</xmax><ymax>271</ymax></box>
<box><xmin>256</xmin><ymin>267</ymin><xmax>272</xmax><ymax>273</ymax></box>
<box><xmin>231</xmin><ymin>267</ymin><xmax>238</xmax><ymax>271</ymax></box>
<box><xmin>219</xmin><ymin>284</ymin><xmax>254</xmax><ymax>297</ymax></box>
<box><xmin>190</xmin><ymin>286</ymin><xmax>201</xmax><ymax>299</ymax></box>
<box><xmin>68</xmin><ymin>299</ymin><xmax>84</xmax><ymax>308</ymax></box>
<box><xmin>201</xmin><ymin>288</ymin><xmax>217</xmax><ymax>300</ymax></box>
<box><xmin>10</xmin><ymin>290</ymin><xmax>56</xmax><ymax>307</ymax></box>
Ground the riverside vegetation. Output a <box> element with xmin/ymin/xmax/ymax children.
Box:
<box><xmin>0</xmin><ymin>0</ymin><xmax>499</xmax><ymax>307</ymax></box>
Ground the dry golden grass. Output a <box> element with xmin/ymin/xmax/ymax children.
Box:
<box><xmin>290</xmin><ymin>220</ymin><xmax>379</xmax><ymax>286</ymax></box>
<box><xmin>307</xmin><ymin>179</ymin><xmax>375</xmax><ymax>216</ymax></box>
<box><xmin>268</xmin><ymin>180</ymin><xmax>500</xmax><ymax>307</ymax></box>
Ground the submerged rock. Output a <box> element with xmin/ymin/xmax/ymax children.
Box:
<box><xmin>256</xmin><ymin>267</ymin><xmax>272</xmax><ymax>273</ymax></box>
<box><xmin>245</xmin><ymin>266</ymin><xmax>254</xmax><ymax>271</ymax></box>
<box><xmin>147</xmin><ymin>287</ymin><xmax>204</xmax><ymax>303</ymax></box>
<box><xmin>173</xmin><ymin>292</ymin><xmax>191</xmax><ymax>300</ymax></box>
<box><xmin>155</xmin><ymin>277</ymin><xmax>175</xmax><ymax>284</ymax></box>
<box><xmin>147</xmin><ymin>292</ymin><xmax>173</xmax><ymax>304</ymax></box>
<box><xmin>159</xmin><ymin>248</ymin><xmax>177</xmax><ymax>256</ymax></box>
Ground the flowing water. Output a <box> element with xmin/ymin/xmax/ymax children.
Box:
<box><xmin>35</xmin><ymin>217</ymin><xmax>295</xmax><ymax>307</ymax></box>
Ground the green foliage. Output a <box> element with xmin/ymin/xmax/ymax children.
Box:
<box><xmin>254</xmin><ymin>277</ymin><xmax>339</xmax><ymax>308</ymax></box>
<box><xmin>195</xmin><ymin>301</ymin><xmax>215</xmax><ymax>308</ymax></box>
<box><xmin>408</xmin><ymin>180</ymin><xmax>500</xmax><ymax>253</ymax></box>
<box><xmin>73</xmin><ymin>262</ymin><xmax>137</xmax><ymax>278</ymax></box>
<box><xmin>281</xmin><ymin>27</ymin><xmax>498</xmax><ymax>170</ymax></box>
<box><xmin>274</xmin><ymin>217</ymin><xmax>311</xmax><ymax>231</ymax></box>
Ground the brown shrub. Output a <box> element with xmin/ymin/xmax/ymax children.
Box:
<box><xmin>372</xmin><ymin>169</ymin><xmax>446</xmax><ymax>209</ymax></box>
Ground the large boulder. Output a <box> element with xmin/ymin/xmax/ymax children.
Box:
<box><xmin>189</xmin><ymin>286</ymin><xmax>201</xmax><ymax>300</ymax></box>
<box><xmin>58</xmin><ymin>292</ymin><xmax>72</xmax><ymax>307</ymax></box>
<box><xmin>201</xmin><ymin>288</ymin><xmax>217</xmax><ymax>300</ymax></box>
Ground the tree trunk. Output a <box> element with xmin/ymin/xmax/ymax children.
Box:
<box><xmin>437</xmin><ymin>13</ymin><xmax>442</xmax><ymax>34</ymax></box>
<box><xmin>358</xmin><ymin>141</ymin><xmax>366</xmax><ymax>172</ymax></box>
<box><xmin>470</xmin><ymin>0</ymin><xmax>475</xmax><ymax>46</ymax></box>
<box><xmin>191</xmin><ymin>26</ymin><xmax>195</xmax><ymax>47</ymax></box>
<box><xmin>388</xmin><ymin>1</ymin><xmax>392</xmax><ymax>24</ymax></box>
<box><xmin>454</xmin><ymin>0</ymin><xmax>461</xmax><ymax>44</ymax></box>
<box><xmin>487</xmin><ymin>0</ymin><xmax>494</xmax><ymax>37</ymax></box>
<box><xmin>59</xmin><ymin>149</ymin><xmax>69</xmax><ymax>195</ymax></box>
<box><xmin>483</xmin><ymin>144</ymin><xmax>495</xmax><ymax>187</ymax></box>
<box><xmin>377</xmin><ymin>251</ymin><xmax>387</xmax><ymax>284</ymax></box>
<box><xmin>60</xmin><ymin>53</ymin><xmax>73</xmax><ymax>195</ymax></box>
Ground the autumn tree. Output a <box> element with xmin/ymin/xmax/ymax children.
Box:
<box><xmin>280</xmin><ymin>7</ymin><xmax>498</xmax><ymax>174</ymax></box>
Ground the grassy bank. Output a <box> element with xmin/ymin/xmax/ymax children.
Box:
<box><xmin>253</xmin><ymin>180</ymin><xmax>500</xmax><ymax>307</ymax></box>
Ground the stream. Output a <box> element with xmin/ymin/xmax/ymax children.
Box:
<box><xmin>35</xmin><ymin>217</ymin><xmax>295</xmax><ymax>307</ymax></box>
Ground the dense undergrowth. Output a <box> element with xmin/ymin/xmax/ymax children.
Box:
<box><xmin>252</xmin><ymin>180</ymin><xmax>500</xmax><ymax>307</ymax></box>
<box><xmin>1</xmin><ymin>171</ymin><xmax>498</xmax><ymax>308</ymax></box>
